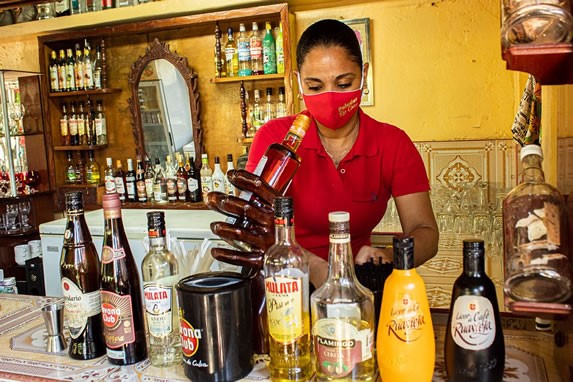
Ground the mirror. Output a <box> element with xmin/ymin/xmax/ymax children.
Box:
<box><xmin>128</xmin><ymin>38</ymin><xmax>203</xmax><ymax>169</ymax></box>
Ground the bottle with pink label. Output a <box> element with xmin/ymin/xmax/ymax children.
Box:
<box><xmin>444</xmin><ymin>239</ymin><xmax>505</xmax><ymax>381</ymax></box>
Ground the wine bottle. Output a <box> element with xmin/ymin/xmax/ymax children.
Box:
<box><xmin>503</xmin><ymin>144</ymin><xmax>571</xmax><ymax>305</ymax></box>
<box><xmin>125</xmin><ymin>158</ymin><xmax>137</xmax><ymax>202</ymax></box>
<box><xmin>311</xmin><ymin>211</ymin><xmax>375</xmax><ymax>381</ymax></box>
<box><xmin>264</xmin><ymin>197</ymin><xmax>312</xmax><ymax>381</ymax></box>
<box><xmin>60</xmin><ymin>191</ymin><xmax>106</xmax><ymax>360</ymax></box>
<box><xmin>445</xmin><ymin>239</ymin><xmax>505</xmax><ymax>382</ymax></box>
<box><xmin>175</xmin><ymin>152</ymin><xmax>189</xmax><ymax>202</ymax></box>
<box><xmin>225</xmin><ymin>111</ymin><xmax>311</xmax><ymax>250</ymax></box>
<box><xmin>60</xmin><ymin>102</ymin><xmax>70</xmax><ymax>146</ymax></box>
<box><xmin>49</xmin><ymin>50</ymin><xmax>59</xmax><ymax>92</ymax></box>
<box><xmin>68</xmin><ymin>101</ymin><xmax>79</xmax><ymax>145</ymax></box>
<box><xmin>142</xmin><ymin>211</ymin><xmax>181</xmax><ymax>367</ymax></box>
<box><xmin>377</xmin><ymin>236</ymin><xmax>435</xmax><ymax>381</ymax></box>
<box><xmin>187</xmin><ymin>156</ymin><xmax>202</xmax><ymax>203</ymax></box>
<box><xmin>100</xmin><ymin>193</ymin><xmax>148</xmax><ymax>365</ymax></box>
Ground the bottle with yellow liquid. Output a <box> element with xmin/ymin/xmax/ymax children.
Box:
<box><xmin>264</xmin><ymin>197</ymin><xmax>312</xmax><ymax>381</ymax></box>
<box><xmin>377</xmin><ymin>236</ymin><xmax>435</xmax><ymax>381</ymax></box>
<box><xmin>311</xmin><ymin>211</ymin><xmax>375</xmax><ymax>381</ymax></box>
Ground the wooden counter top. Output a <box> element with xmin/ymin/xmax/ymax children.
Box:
<box><xmin>0</xmin><ymin>294</ymin><xmax>561</xmax><ymax>381</ymax></box>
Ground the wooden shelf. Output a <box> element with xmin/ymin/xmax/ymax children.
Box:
<box><xmin>48</xmin><ymin>88</ymin><xmax>122</xmax><ymax>97</ymax></box>
<box><xmin>54</xmin><ymin>144</ymin><xmax>108</xmax><ymax>151</ymax></box>
<box><xmin>122</xmin><ymin>200</ymin><xmax>208</xmax><ymax>210</ymax></box>
<box><xmin>58</xmin><ymin>183</ymin><xmax>102</xmax><ymax>188</ymax></box>
<box><xmin>502</xmin><ymin>43</ymin><xmax>573</xmax><ymax>85</ymax></box>
<box><xmin>211</xmin><ymin>73</ymin><xmax>285</xmax><ymax>83</ymax></box>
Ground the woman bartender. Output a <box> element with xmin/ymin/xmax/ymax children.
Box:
<box><xmin>208</xmin><ymin>19</ymin><xmax>439</xmax><ymax>288</ymax></box>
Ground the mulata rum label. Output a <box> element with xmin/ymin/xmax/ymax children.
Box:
<box><xmin>450</xmin><ymin>295</ymin><xmax>496</xmax><ymax>350</ymax></box>
<box><xmin>265</xmin><ymin>275</ymin><xmax>303</xmax><ymax>343</ymax></box>
<box><xmin>386</xmin><ymin>295</ymin><xmax>427</xmax><ymax>342</ymax></box>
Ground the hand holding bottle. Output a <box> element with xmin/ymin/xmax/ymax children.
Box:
<box><xmin>207</xmin><ymin>169</ymin><xmax>279</xmax><ymax>270</ymax></box>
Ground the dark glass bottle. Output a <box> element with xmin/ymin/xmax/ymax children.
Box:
<box><xmin>114</xmin><ymin>160</ymin><xmax>126</xmax><ymax>202</ymax></box>
<box><xmin>136</xmin><ymin>158</ymin><xmax>147</xmax><ymax>203</ymax></box>
<box><xmin>445</xmin><ymin>240</ymin><xmax>505</xmax><ymax>382</ymax></box>
<box><xmin>125</xmin><ymin>158</ymin><xmax>137</xmax><ymax>202</ymax></box>
<box><xmin>60</xmin><ymin>191</ymin><xmax>106</xmax><ymax>360</ymax></box>
<box><xmin>100</xmin><ymin>193</ymin><xmax>148</xmax><ymax>365</ymax></box>
<box><xmin>187</xmin><ymin>156</ymin><xmax>202</xmax><ymax>203</ymax></box>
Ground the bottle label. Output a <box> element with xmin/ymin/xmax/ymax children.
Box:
<box><xmin>225</xmin><ymin>47</ymin><xmax>236</xmax><ymax>61</ymax></box>
<box><xmin>50</xmin><ymin>67</ymin><xmax>59</xmax><ymax>91</ymax></box>
<box><xmin>101</xmin><ymin>246</ymin><xmax>126</xmax><ymax>264</ymax></box>
<box><xmin>59</xmin><ymin>119</ymin><xmax>68</xmax><ymax>136</ymax></box>
<box><xmin>166</xmin><ymin>178</ymin><xmax>177</xmax><ymax>197</ymax></box>
<box><xmin>237</xmin><ymin>41</ymin><xmax>250</xmax><ymax>61</ymax></box>
<box><xmin>115</xmin><ymin>178</ymin><xmax>126</xmax><ymax>194</ymax></box>
<box><xmin>330</xmin><ymin>232</ymin><xmax>351</xmax><ymax>244</ymax></box>
<box><xmin>384</xmin><ymin>295</ymin><xmax>428</xmax><ymax>343</ymax></box>
<box><xmin>313</xmin><ymin>318</ymin><xmax>373</xmax><ymax>377</ymax></box>
<box><xmin>200</xmin><ymin>176</ymin><xmax>212</xmax><ymax>193</ymax></box>
<box><xmin>136</xmin><ymin>180</ymin><xmax>146</xmax><ymax>199</ymax></box>
<box><xmin>212</xmin><ymin>176</ymin><xmax>225</xmax><ymax>192</ymax></box>
<box><xmin>143</xmin><ymin>277</ymin><xmax>178</xmax><ymax>338</ymax></box>
<box><xmin>180</xmin><ymin>318</ymin><xmax>202</xmax><ymax>357</ymax></box>
<box><xmin>93</xmin><ymin>70</ymin><xmax>102</xmax><ymax>89</ymax></box>
<box><xmin>153</xmin><ymin>184</ymin><xmax>162</xmax><ymax>202</ymax></box>
<box><xmin>84</xmin><ymin>63</ymin><xmax>93</xmax><ymax>88</ymax></box>
<box><xmin>187</xmin><ymin>177</ymin><xmax>199</xmax><ymax>193</ymax></box>
<box><xmin>145</xmin><ymin>178</ymin><xmax>154</xmax><ymax>196</ymax></box>
<box><xmin>95</xmin><ymin>119</ymin><xmax>104</xmax><ymax>135</ymax></box>
<box><xmin>250</xmin><ymin>39</ymin><xmax>262</xmax><ymax>60</ymax></box>
<box><xmin>69</xmin><ymin>119</ymin><xmax>78</xmax><ymax>135</ymax></box>
<box><xmin>104</xmin><ymin>175</ymin><xmax>116</xmax><ymax>193</ymax></box>
<box><xmin>62</xmin><ymin>277</ymin><xmax>102</xmax><ymax>340</ymax></box>
<box><xmin>265</xmin><ymin>276</ymin><xmax>304</xmax><ymax>343</ymax></box>
<box><xmin>100</xmin><ymin>290</ymin><xmax>136</xmax><ymax>348</ymax></box>
<box><xmin>450</xmin><ymin>295</ymin><xmax>496</xmax><ymax>350</ymax></box>
<box><xmin>77</xmin><ymin>119</ymin><xmax>86</xmax><ymax>135</ymax></box>
<box><xmin>67</xmin><ymin>168</ymin><xmax>77</xmax><ymax>182</ymax></box>
<box><xmin>176</xmin><ymin>177</ymin><xmax>188</xmax><ymax>195</ymax></box>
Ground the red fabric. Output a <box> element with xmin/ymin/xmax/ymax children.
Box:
<box><xmin>247</xmin><ymin>109</ymin><xmax>429</xmax><ymax>261</ymax></box>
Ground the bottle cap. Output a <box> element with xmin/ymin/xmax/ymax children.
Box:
<box><xmin>328</xmin><ymin>211</ymin><xmax>349</xmax><ymax>223</ymax></box>
<box><xmin>266</xmin><ymin>87</ymin><xmax>272</xmax><ymax>95</ymax></box>
<box><xmin>274</xmin><ymin>197</ymin><xmax>293</xmax><ymax>216</ymax></box>
<box><xmin>520</xmin><ymin>144</ymin><xmax>542</xmax><ymax>161</ymax></box>
<box><xmin>393</xmin><ymin>235</ymin><xmax>414</xmax><ymax>270</ymax></box>
<box><xmin>102</xmin><ymin>193</ymin><xmax>122</xmax><ymax>209</ymax></box>
<box><xmin>215</xmin><ymin>156</ymin><xmax>220</xmax><ymax>164</ymax></box>
<box><xmin>535</xmin><ymin>317</ymin><xmax>552</xmax><ymax>331</ymax></box>
<box><xmin>65</xmin><ymin>191</ymin><xmax>84</xmax><ymax>212</ymax></box>
<box><xmin>201</xmin><ymin>153</ymin><xmax>208</xmax><ymax>159</ymax></box>
<box><xmin>147</xmin><ymin>211</ymin><xmax>165</xmax><ymax>230</ymax></box>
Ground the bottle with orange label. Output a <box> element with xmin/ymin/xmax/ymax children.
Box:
<box><xmin>377</xmin><ymin>236</ymin><xmax>435</xmax><ymax>381</ymax></box>
<box><xmin>100</xmin><ymin>193</ymin><xmax>147</xmax><ymax>365</ymax></box>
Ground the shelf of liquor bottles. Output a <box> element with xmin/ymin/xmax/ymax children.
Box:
<box><xmin>54</xmin><ymin>144</ymin><xmax>108</xmax><ymax>151</ymax></box>
<box><xmin>210</xmin><ymin>73</ymin><xmax>285</xmax><ymax>84</ymax></box>
<box><xmin>121</xmin><ymin>200</ymin><xmax>207</xmax><ymax>210</ymax></box>
<box><xmin>48</xmin><ymin>88</ymin><xmax>122</xmax><ymax>97</ymax></box>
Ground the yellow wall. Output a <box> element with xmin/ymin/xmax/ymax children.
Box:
<box><xmin>294</xmin><ymin>0</ymin><xmax>517</xmax><ymax>142</ymax></box>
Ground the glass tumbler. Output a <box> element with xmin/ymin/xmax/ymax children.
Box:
<box><xmin>501</xmin><ymin>0</ymin><xmax>573</xmax><ymax>48</ymax></box>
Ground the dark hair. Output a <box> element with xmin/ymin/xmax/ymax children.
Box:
<box><xmin>296</xmin><ymin>19</ymin><xmax>363</xmax><ymax>70</ymax></box>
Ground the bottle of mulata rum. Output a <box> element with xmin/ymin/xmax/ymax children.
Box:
<box><xmin>141</xmin><ymin>211</ymin><xmax>181</xmax><ymax>367</ymax></box>
<box><xmin>60</xmin><ymin>191</ymin><xmax>106</xmax><ymax>360</ymax></box>
<box><xmin>310</xmin><ymin>212</ymin><xmax>375</xmax><ymax>381</ymax></box>
<box><xmin>377</xmin><ymin>236</ymin><xmax>435</xmax><ymax>381</ymax></box>
<box><xmin>264</xmin><ymin>197</ymin><xmax>312</xmax><ymax>381</ymax></box>
<box><xmin>100</xmin><ymin>193</ymin><xmax>147</xmax><ymax>365</ymax></box>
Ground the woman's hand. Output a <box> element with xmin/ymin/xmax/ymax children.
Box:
<box><xmin>206</xmin><ymin>169</ymin><xmax>279</xmax><ymax>271</ymax></box>
<box><xmin>355</xmin><ymin>245</ymin><xmax>393</xmax><ymax>265</ymax></box>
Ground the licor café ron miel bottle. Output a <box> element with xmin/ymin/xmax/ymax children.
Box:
<box><xmin>60</xmin><ymin>191</ymin><xmax>106</xmax><ymax>360</ymax></box>
<box><xmin>445</xmin><ymin>240</ymin><xmax>505</xmax><ymax>382</ymax></box>
<box><xmin>377</xmin><ymin>236</ymin><xmax>435</xmax><ymax>381</ymax></box>
<box><xmin>264</xmin><ymin>197</ymin><xmax>312</xmax><ymax>381</ymax></box>
<box><xmin>310</xmin><ymin>211</ymin><xmax>376</xmax><ymax>381</ymax></box>
<box><xmin>141</xmin><ymin>211</ymin><xmax>181</xmax><ymax>367</ymax></box>
<box><xmin>100</xmin><ymin>193</ymin><xmax>147</xmax><ymax>365</ymax></box>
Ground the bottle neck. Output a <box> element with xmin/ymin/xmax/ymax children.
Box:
<box><xmin>64</xmin><ymin>211</ymin><xmax>92</xmax><ymax>245</ymax></box>
<box><xmin>326</xmin><ymin>232</ymin><xmax>357</xmax><ymax>281</ymax></box>
<box><xmin>522</xmin><ymin>154</ymin><xmax>545</xmax><ymax>183</ymax></box>
<box><xmin>150</xmin><ymin>236</ymin><xmax>167</xmax><ymax>250</ymax></box>
<box><xmin>274</xmin><ymin>214</ymin><xmax>295</xmax><ymax>245</ymax></box>
<box><xmin>463</xmin><ymin>253</ymin><xmax>485</xmax><ymax>277</ymax></box>
<box><xmin>104</xmin><ymin>211</ymin><xmax>128</xmax><ymax>245</ymax></box>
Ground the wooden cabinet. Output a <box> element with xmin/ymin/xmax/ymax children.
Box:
<box><xmin>37</xmin><ymin>3</ymin><xmax>294</xmax><ymax>210</ymax></box>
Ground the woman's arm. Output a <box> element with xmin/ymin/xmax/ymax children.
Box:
<box><xmin>394</xmin><ymin>191</ymin><xmax>439</xmax><ymax>267</ymax></box>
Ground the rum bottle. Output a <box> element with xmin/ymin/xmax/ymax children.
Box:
<box><xmin>175</xmin><ymin>152</ymin><xmax>189</xmax><ymax>202</ymax></box>
<box><xmin>311</xmin><ymin>211</ymin><xmax>375</xmax><ymax>381</ymax></box>
<box><xmin>144</xmin><ymin>155</ymin><xmax>155</xmax><ymax>202</ymax></box>
<box><xmin>264</xmin><ymin>197</ymin><xmax>312</xmax><ymax>381</ymax></box>
<box><xmin>94</xmin><ymin>100</ymin><xmax>107</xmax><ymax>145</ymax></box>
<box><xmin>77</xmin><ymin>101</ymin><xmax>87</xmax><ymax>145</ymax></box>
<box><xmin>250</xmin><ymin>22</ymin><xmax>263</xmax><ymax>75</ymax></box>
<box><xmin>136</xmin><ymin>158</ymin><xmax>147</xmax><ymax>203</ymax></box>
<box><xmin>377</xmin><ymin>236</ymin><xmax>435</xmax><ymax>381</ymax></box>
<box><xmin>69</xmin><ymin>101</ymin><xmax>79</xmax><ymax>145</ymax></box>
<box><xmin>83</xmin><ymin>41</ymin><xmax>94</xmax><ymax>90</ymax></box>
<box><xmin>200</xmin><ymin>153</ymin><xmax>213</xmax><ymax>203</ymax></box>
<box><xmin>74</xmin><ymin>43</ymin><xmax>84</xmax><ymax>91</ymax></box>
<box><xmin>100</xmin><ymin>193</ymin><xmax>148</xmax><ymax>365</ymax></box>
<box><xmin>114</xmin><ymin>160</ymin><xmax>126</xmax><ymax>202</ymax></box>
<box><xmin>49</xmin><ymin>50</ymin><xmax>59</xmax><ymax>92</ymax></box>
<box><xmin>58</xmin><ymin>49</ymin><xmax>68</xmax><ymax>92</ymax></box>
<box><xmin>186</xmin><ymin>156</ymin><xmax>202</xmax><ymax>203</ymax></box>
<box><xmin>503</xmin><ymin>144</ymin><xmax>571</xmax><ymax>304</ymax></box>
<box><xmin>66</xmin><ymin>48</ymin><xmax>76</xmax><ymax>91</ymax></box>
<box><xmin>445</xmin><ymin>240</ymin><xmax>505</xmax><ymax>382</ymax></box>
<box><xmin>141</xmin><ymin>211</ymin><xmax>181</xmax><ymax>367</ymax></box>
<box><xmin>125</xmin><ymin>158</ymin><xmax>137</xmax><ymax>202</ymax></box>
<box><xmin>153</xmin><ymin>158</ymin><xmax>168</xmax><ymax>203</ymax></box>
<box><xmin>104</xmin><ymin>157</ymin><xmax>116</xmax><ymax>194</ymax></box>
<box><xmin>165</xmin><ymin>155</ymin><xmax>178</xmax><ymax>203</ymax></box>
<box><xmin>60</xmin><ymin>102</ymin><xmax>70</xmax><ymax>145</ymax></box>
<box><xmin>211</xmin><ymin>156</ymin><xmax>226</xmax><ymax>193</ymax></box>
<box><xmin>60</xmin><ymin>191</ymin><xmax>106</xmax><ymax>360</ymax></box>
<box><xmin>224</xmin><ymin>153</ymin><xmax>236</xmax><ymax>196</ymax></box>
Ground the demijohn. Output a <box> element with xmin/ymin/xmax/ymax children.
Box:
<box><xmin>60</xmin><ymin>191</ymin><xmax>106</xmax><ymax>360</ymax></box>
<box><xmin>445</xmin><ymin>240</ymin><xmax>505</xmax><ymax>381</ymax></box>
<box><xmin>100</xmin><ymin>193</ymin><xmax>148</xmax><ymax>364</ymax></box>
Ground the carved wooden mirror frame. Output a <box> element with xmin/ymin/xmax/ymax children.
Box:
<box><xmin>128</xmin><ymin>38</ymin><xmax>203</xmax><ymax>169</ymax></box>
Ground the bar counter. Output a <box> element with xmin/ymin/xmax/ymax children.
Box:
<box><xmin>0</xmin><ymin>294</ymin><xmax>560</xmax><ymax>381</ymax></box>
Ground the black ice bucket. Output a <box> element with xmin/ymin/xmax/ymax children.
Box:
<box><xmin>177</xmin><ymin>271</ymin><xmax>253</xmax><ymax>382</ymax></box>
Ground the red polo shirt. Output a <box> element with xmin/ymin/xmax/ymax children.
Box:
<box><xmin>247</xmin><ymin>109</ymin><xmax>429</xmax><ymax>261</ymax></box>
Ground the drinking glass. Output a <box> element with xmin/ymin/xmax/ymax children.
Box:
<box><xmin>5</xmin><ymin>204</ymin><xmax>18</xmax><ymax>231</ymax></box>
<box><xmin>19</xmin><ymin>200</ymin><xmax>31</xmax><ymax>229</ymax></box>
<box><xmin>8</xmin><ymin>103</ymin><xmax>25</xmax><ymax>135</ymax></box>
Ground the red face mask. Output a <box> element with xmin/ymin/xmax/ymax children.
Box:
<box><xmin>298</xmin><ymin>74</ymin><xmax>363</xmax><ymax>130</ymax></box>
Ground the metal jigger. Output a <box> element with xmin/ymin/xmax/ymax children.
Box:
<box><xmin>41</xmin><ymin>303</ymin><xmax>67</xmax><ymax>353</ymax></box>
